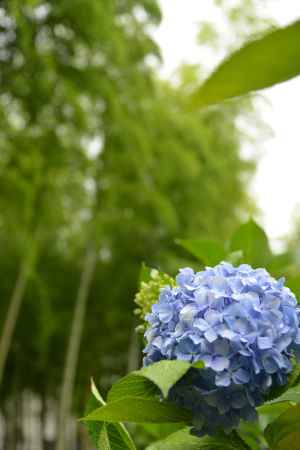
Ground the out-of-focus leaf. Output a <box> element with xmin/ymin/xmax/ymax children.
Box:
<box><xmin>146</xmin><ymin>428</ymin><xmax>250</xmax><ymax>450</ymax></box>
<box><xmin>285</xmin><ymin>276</ymin><xmax>300</xmax><ymax>303</ymax></box>
<box><xmin>177</xmin><ymin>239</ymin><xmax>226</xmax><ymax>266</ymax></box>
<box><xmin>264</xmin><ymin>405</ymin><xmax>300</xmax><ymax>450</ymax></box>
<box><xmin>83</xmin><ymin>396</ymin><xmax>192</xmax><ymax>424</ymax></box>
<box><xmin>107</xmin><ymin>360</ymin><xmax>204</xmax><ymax>402</ymax></box>
<box><xmin>191</xmin><ymin>20</ymin><xmax>300</xmax><ymax>108</ymax></box>
<box><xmin>230</xmin><ymin>219</ymin><xmax>271</xmax><ymax>266</ymax></box>
<box><xmin>266</xmin><ymin>252</ymin><xmax>293</xmax><ymax>275</ymax></box>
<box><xmin>226</xmin><ymin>250</ymin><xmax>243</xmax><ymax>265</ymax></box>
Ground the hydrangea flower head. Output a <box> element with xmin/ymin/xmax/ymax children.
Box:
<box><xmin>143</xmin><ymin>262</ymin><xmax>300</xmax><ymax>436</ymax></box>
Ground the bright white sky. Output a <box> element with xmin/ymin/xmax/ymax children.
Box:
<box><xmin>154</xmin><ymin>0</ymin><xmax>300</xmax><ymax>249</ymax></box>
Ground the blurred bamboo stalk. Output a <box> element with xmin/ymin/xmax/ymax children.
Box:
<box><xmin>0</xmin><ymin>258</ymin><xmax>30</xmax><ymax>387</ymax></box>
<box><xmin>56</xmin><ymin>248</ymin><xmax>97</xmax><ymax>450</ymax></box>
<box><xmin>0</xmin><ymin>233</ymin><xmax>39</xmax><ymax>388</ymax></box>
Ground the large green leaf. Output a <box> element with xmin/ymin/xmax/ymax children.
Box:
<box><xmin>84</xmin><ymin>379</ymin><xmax>136</xmax><ymax>450</ymax></box>
<box><xmin>84</xmin><ymin>361</ymin><xmax>203</xmax><ymax>426</ymax></box>
<box><xmin>177</xmin><ymin>239</ymin><xmax>226</xmax><ymax>266</ymax></box>
<box><xmin>83</xmin><ymin>396</ymin><xmax>192</xmax><ymax>424</ymax></box>
<box><xmin>146</xmin><ymin>428</ymin><xmax>249</xmax><ymax>450</ymax></box>
<box><xmin>107</xmin><ymin>373</ymin><xmax>161</xmax><ymax>402</ymax></box>
<box><xmin>191</xmin><ymin>20</ymin><xmax>300</xmax><ymax>108</ymax></box>
<box><xmin>264</xmin><ymin>405</ymin><xmax>300</xmax><ymax>450</ymax></box>
<box><xmin>108</xmin><ymin>360</ymin><xmax>204</xmax><ymax>402</ymax></box>
<box><xmin>230</xmin><ymin>219</ymin><xmax>271</xmax><ymax>267</ymax></box>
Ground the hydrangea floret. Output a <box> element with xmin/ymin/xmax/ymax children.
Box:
<box><xmin>134</xmin><ymin>269</ymin><xmax>175</xmax><ymax>332</ymax></box>
<box><xmin>143</xmin><ymin>262</ymin><xmax>300</xmax><ymax>436</ymax></box>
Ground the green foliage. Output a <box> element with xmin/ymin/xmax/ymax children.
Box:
<box><xmin>138</xmin><ymin>361</ymin><xmax>204</xmax><ymax>398</ymax></box>
<box><xmin>237</xmin><ymin>420</ymin><xmax>266</xmax><ymax>450</ymax></box>
<box><xmin>138</xmin><ymin>423</ymin><xmax>185</xmax><ymax>441</ymax></box>
<box><xmin>107</xmin><ymin>373</ymin><xmax>161</xmax><ymax>402</ymax></box>
<box><xmin>266</xmin><ymin>383</ymin><xmax>300</xmax><ymax>405</ymax></box>
<box><xmin>285</xmin><ymin>276</ymin><xmax>300</xmax><ymax>303</ymax></box>
<box><xmin>145</xmin><ymin>428</ymin><xmax>250</xmax><ymax>450</ymax></box>
<box><xmin>177</xmin><ymin>239</ymin><xmax>226</xmax><ymax>266</ymax></box>
<box><xmin>84</xmin><ymin>397</ymin><xmax>191</xmax><ymax>424</ymax></box>
<box><xmin>84</xmin><ymin>361</ymin><xmax>213</xmax><ymax>440</ymax></box>
<box><xmin>177</xmin><ymin>219</ymin><xmax>272</xmax><ymax>269</ymax></box>
<box><xmin>84</xmin><ymin>361</ymin><xmax>206</xmax><ymax>425</ymax></box>
<box><xmin>108</xmin><ymin>361</ymin><xmax>203</xmax><ymax>401</ymax></box>
<box><xmin>230</xmin><ymin>219</ymin><xmax>271</xmax><ymax>267</ymax></box>
<box><xmin>264</xmin><ymin>405</ymin><xmax>300</xmax><ymax>450</ymax></box>
<box><xmin>84</xmin><ymin>379</ymin><xmax>136</xmax><ymax>450</ymax></box>
<box><xmin>191</xmin><ymin>20</ymin><xmax>300</xmax><ymax>108</ymax></box>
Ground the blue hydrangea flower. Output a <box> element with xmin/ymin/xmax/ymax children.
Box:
<box><xmin>143</xmin><ymin>262</ymin><xmax>300</xmax><ymax>436</ymax></box>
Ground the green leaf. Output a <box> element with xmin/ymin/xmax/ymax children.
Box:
<box><xmin>84</xmin><ymin>379</ymin><xmax>136</xmax><ymax>450</ymax></box>
<box><xmin>285</xmin><ymin>276</ymin><xmax>300</xmax><ymax>303</ymax></box>
<box><xmin>191</xmin><ymin>20</ymin><xmax>300</xmax><ymax>108</ymax></box>
<box><xmin>258</xmin><ymin>403</ymin><xmax>291</xmax><ymax>430</ymax></box>
<box><xmin>177</xmin><ymin>239</ymin><xmax>226</xmax><ymax>266</ymax></box>
<box><xmin>226</xmin><ymin>250</ymin><xmax>243</xmax><ymax>265</ymax></box>
<box><xmin>264</xmin><ymin>405</ymin><xmax>300</xmax><ymax>450</ymax></box>
<box><xmin>265</xmin><ymin>253</ymin><xmax>293</xmax><ymax>275</ymax></box>
<box><xmin>104</xmin><ymin>423</ymin><xmax>137</xmax><ymax>450</ymax></box>
<box><xmin>91</xmin><ymin>378</ymin><xmax>106</xmax><ymax>404</ymax></box>
<box><xmin>140</xmin><ymin>423</ymin><xmax>185</xmax><ymax>440</ymax></box>
<box><xmin>98</xmin><ymin>424</ymin><xmax>111</xmax><ymax>450</ymax></box>
<box><xmin>83</xmin><ymin>397</ymin><xmax>192</xmax><ymax>424</ymax></box>
<box><xmin>139</xmin><ymin>360</ymin><xmax>203</xmax><ymax>398</ymax></box>
<box><xmin>230</xmin><ymin>219</ymin><xmax>271</xmax><ymax>267</ymax></box>
<box><xmin>107</xmin><ymin>360</ymin><xmax>204</xmax><ymax>402</ymax></box>
<box><xmin>266</xmin><ymin>383</ymin><xmax>300</xmax><ymax>405</ymax></box>
<box><xmin>107</xmin><ymin>373</ymin><xmax>161</xmax><ymax>402</ymax></box>
<box><xmin>146</xmin><ymin>428</ymin><xmax>201</xmax><ymax>450</ymax></box>
<box><xmin>238</xmin><ymin>420</ymin><xmax>266</xmax><ymax>450</ymax></box>
<box><xmin>146</xmin><ymin>428</ymin><xmax>250</xmax><ymax>450</ymax></box>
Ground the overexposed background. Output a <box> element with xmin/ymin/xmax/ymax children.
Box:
<box><xmin>155</xmin><ymin>0</ymin><xmax>300</xmax><ymax>249</ymax></box>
